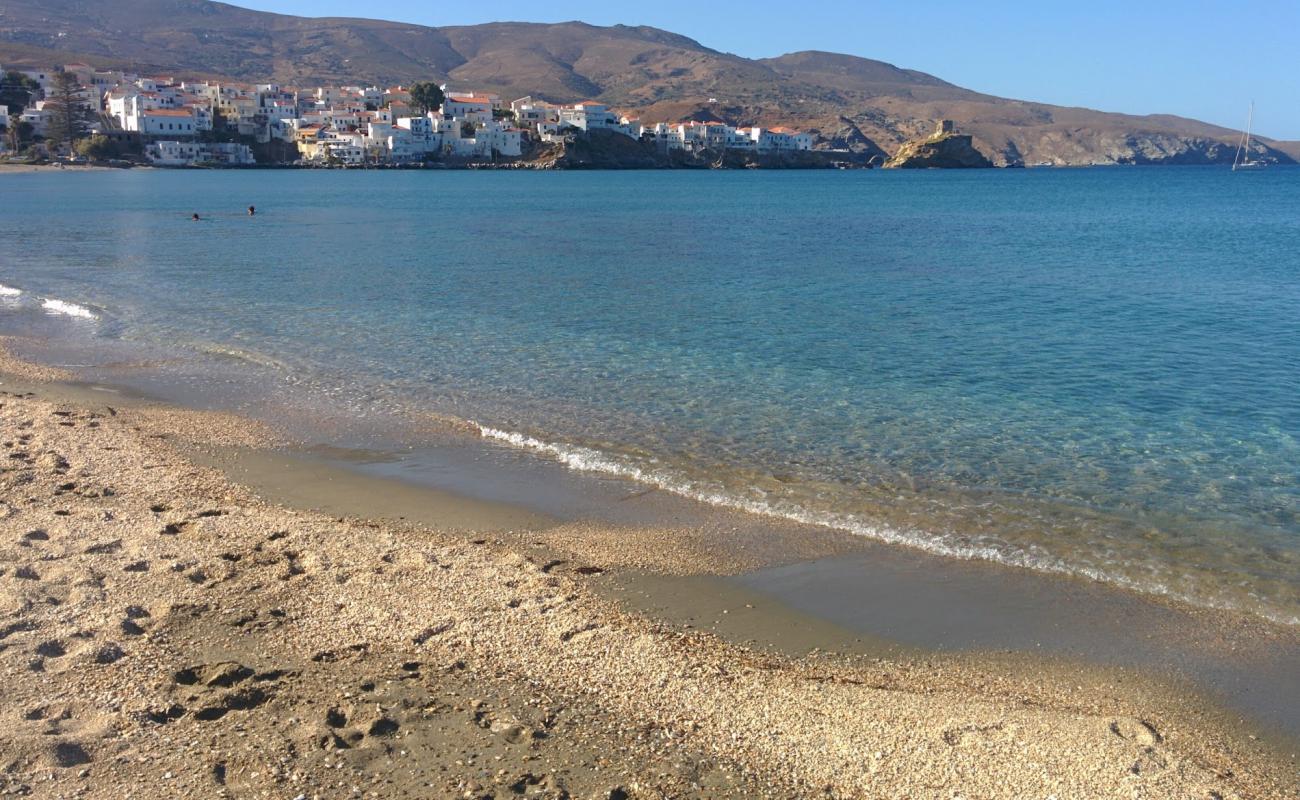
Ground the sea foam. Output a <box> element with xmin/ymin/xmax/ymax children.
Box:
<box><xmin>474</xmin><ymin>422</ymin><xmax>1299</xmax><ymax>627</ymax></box>
<box><xmin>41</xmin><ymin>298</ymin><xmax>98</xmax><ymax>319</ymax></box>
<box><xmin>0</xmin><ymin>283</ymin><xmax>21</xmax><ymax>297</ymax></box>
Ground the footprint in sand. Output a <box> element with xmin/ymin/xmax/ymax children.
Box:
<box><xmin>92</xmin><ymin>643</ymin><xmax>126</xmax><ymax>665</ymax></box>
<box><xmin>1110</xmin><ymin>717</ymin><xmax>1163</xmax><ymax>746</ymax></box>
<box><xmin>35</xmin><ymin>640</ymin><xmax>67</xmax><ymax>659</ymax></box>
<box><xmin>36</xmin><ymin>452</ymin><xmax>69</xmax><ymax>473</ymax></box>
<box><xmin>166</xmin><ymin>661</ymin><xmax>286</xmax><ymax>723</ymax></box>
<box><xmin>49</xmin><ymin>741</ymin><xmax>92</xmax><ymax>768</ymax></box>
<box><xmin>941</xmin><ymin>722</ymin><xmax>1005</xmax><ymax>747</ymax></box>
<box><xmin>318</xmin><ymin>701</ymin><xmax>401</xmax><ymax>749</ymax></box>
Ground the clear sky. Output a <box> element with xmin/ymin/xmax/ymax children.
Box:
<box><xmin>235</xmin><ymin>0</ymin><xmax>1300</xmax><ymax>139</ymax></box>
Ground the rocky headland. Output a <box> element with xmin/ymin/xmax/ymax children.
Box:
<box><xmin>883</xmin><ymin>121</ymin><xmax>995</xmax><ymax>169</ymax></box>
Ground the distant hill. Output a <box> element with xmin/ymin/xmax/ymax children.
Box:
<box><xmin>0</xmin><ymin>0</ymin><xmax>1292</xmax><ymax>166</ymax></box>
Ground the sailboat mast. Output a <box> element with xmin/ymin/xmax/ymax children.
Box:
<box><xmin>1233</xmin><ymin>102</ymin><xmax>1254</xmax><ymax>171</ymax></box>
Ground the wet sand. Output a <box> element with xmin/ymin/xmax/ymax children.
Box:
<box><xmin>1</xmin><ymin>341</ymin><xmax>1298</xmax><ymax>798</ymax></box>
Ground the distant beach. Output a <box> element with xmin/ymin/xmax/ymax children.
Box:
<box><xmin>0</xmin><ymin>162</ymin><xmax>129</xmax><ymax>173</ymax></box>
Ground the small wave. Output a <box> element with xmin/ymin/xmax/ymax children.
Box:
<box><xmin>0</xmin><ymin>283</ymin><xmax>21</xmax><ymax>297</ymax></box>
<box><xmin>41</xmin><ymin>298</ymin><xmax>98</xmax><ymax>319</ymax></box>
<box><xmin>475</xmin><ymin>423</ymin><xmax>1300</xmax><ymax>627</ymax></box>
<box><xmin>193</xmin><ymin>342</ymin><xmax>291</xmax><ymax>371</ymax></box>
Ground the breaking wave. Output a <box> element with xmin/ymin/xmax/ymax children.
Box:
<box><xmin>474</xmin><ymin>422</ymin><xmax>1299</xmax><ymax>627</ymax></box>
<box><xmin>192</xmin><ymin>342</ymin><xmax>291</xmax><ymax>371</ymax></box>
<box><xmin>40</xmin><ymin>299</ymin><xmax>98</xmax><ymax>321</ymax></box>
<box><xmin>0</xmin><ymin>283</ymin><xmax>21</xmax><ymax>297</ymax></box>
<box><xmin>41</xmin><ymin>298</ymin><xmax>98</xmax><ymax>319</ymax></box>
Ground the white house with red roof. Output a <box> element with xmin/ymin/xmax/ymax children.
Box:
<box><xmin>443</xmin><ymin>93</ymin><xmax>494</xmax><ymax>124</ymax></box>
<box><xmin>138</xmin><ymin>108</ymin><xmax>200</xmax><ymax>137</ymax></box>
<box><xmin>748</xmin><ymin>126</ymin><xmax>814</xmax><ymax>152</ymax></box>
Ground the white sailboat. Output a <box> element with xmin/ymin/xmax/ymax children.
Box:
<box><xmin>1232</xmin><ymin>102</ymin><xmax>1266</xmax><ymax>171</ymax></box>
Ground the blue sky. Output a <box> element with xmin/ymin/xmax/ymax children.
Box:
<box><xmin>236</xmin><ymin>0</ymin><xmax>1300</xmax><ymax>139</ymax></box>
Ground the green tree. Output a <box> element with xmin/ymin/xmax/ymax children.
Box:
<box><xmin>43</xmin><ymin>70</ymin><xmax>94</xmax><ymax>148</ymax></box>
<box><xmin>409</xmin><ymin>82</ymin><xmax>445</xmax><ymax>116</ymax></box>
<box><xmin>5</xmin><ymin>119</ymin><xmax>34</xmax><ymax>153</ymax></box>
<box><xmin>0</xmin><ymin>70</ymin><xmax>41</xmax><ymax>115</ymax></box>
<box><xmin>74</xmin><ymin>135</ymin><xmax>116</xmax><ymax>160</ymax></box>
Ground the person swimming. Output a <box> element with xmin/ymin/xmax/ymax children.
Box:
<box><xmin>192</xmin><ymin>213</ymin><xmax>200</xmax><ymax>221</ymax></box>
<box><xmin>248</xmin><ymin>205</ymin><xmax>256</xmax><ymax>216</ymax></box>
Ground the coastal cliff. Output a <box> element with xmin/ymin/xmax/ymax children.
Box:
<box><xmin>884</xmin><ymin>120</ymin><xmax>994</xmax><ymax>168</ymax></box>
<box><xmin>930</xmin><ymin>130</ymin><xmax>1295</xmax><ymax>168</ymax></box>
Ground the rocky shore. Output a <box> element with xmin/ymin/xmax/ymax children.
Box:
<box><xmin>0</xmin><ymin>343</ymin><xmax>1295</xmax><ymax>799</ymax></box>
<box><xmin>494</xmin><ymin>130</ymin><xmax>868</xmax><ymax>170</ymax></box>
<box><xmin>883</xmin><ymin>122</ymin><xmax>994</xmax><ymax>169</ymax></box>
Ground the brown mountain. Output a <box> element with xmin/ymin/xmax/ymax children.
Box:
<box><xmin>0</xmin><ymin>0</ymin><xmax>1291</xmax><ymax>165</ymax></box>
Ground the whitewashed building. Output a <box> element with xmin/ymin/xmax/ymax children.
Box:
<box><xmin>137</xmin><ymin>108</ymin><xmax>200</xmax><ymax>136</ymax></box>
<box><xmin>147</xmin><ymin>140</ymin><xmax>254</xmax><ymax>165</ymax></box>
<box><xmin>510</xmin><ymin>97</ymin><xmax>559</xmax><ymax>126</ymax></box>
<box><xmin>557</xmin><ymin>101</ymin><xmax>619</xmax><ymax>131</ymax></box>
<box><xmin>443</xmin><ymin>93</ymin><xmax>494</xmax><ymax>124</ymax></box>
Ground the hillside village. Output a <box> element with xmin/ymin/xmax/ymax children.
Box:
<box><xmin>1</xmin><ymin>64</ymin><xmax>815</xmax><ymax>167</ymax></box>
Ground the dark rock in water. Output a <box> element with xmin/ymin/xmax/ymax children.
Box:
<box><xmin>884</xmin><ymin>120</ymin><xmax>994</xmax><ymax>169</ymax></box>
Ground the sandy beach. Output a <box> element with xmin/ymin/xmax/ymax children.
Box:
<box><xmin>0</xmin><ymin>164</ymin><xmax>134</xmax><ymax>174</ymax></box>
<box><xmin>0</xmin><ymin>341</ymin><xmax>1296</xmax><ymax>799</ymax></box>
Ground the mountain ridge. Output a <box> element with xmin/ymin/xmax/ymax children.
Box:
<box><xmin>0</xmin><ymin>0</ymin><xmax>1293</xmax><ymax>165</ymax></box>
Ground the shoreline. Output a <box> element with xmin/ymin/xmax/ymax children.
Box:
<box><xmin>7</xmin><ymin>160</ymin><xmax>1295</xmax><ymax>175</ymax></box>
<box><xmin>5</xmin><ymin>334</ymin><xmax>1300</xmax><ymax>727</ymax></box>
<box><xmin>1</xmin><ymin>340</ymin><xmax>1298</xmax><ymax>796</ymax></box>
<box><xmin>6</xmin><ymin>323</ymin><xmax>1295</xmax><ymax>632</ymax></box>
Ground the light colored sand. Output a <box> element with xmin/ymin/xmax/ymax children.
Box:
<box><xmin>0</xmin><ymin>354</ymin><xmax>1295</xmax><ymax>798</ymax></box>
<box><xmin>0</xmin><ymin>163</ymin><xmax>130</xmax><ymax>174</ymax></box>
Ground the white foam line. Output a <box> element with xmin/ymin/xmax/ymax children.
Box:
<box><xmin>40</xmin><ymin>298</ymin><xmax>97</xmax><ymax>319</ymax></box>
<box><xmin>475</xmin><ymin>422</ymin><xmax>1300</xmax><ymax>627</ymax></box>
<box><xmin>0</xmin><ymin>283</ymin><xmax>21</xmax><ymax>297</ymax></box>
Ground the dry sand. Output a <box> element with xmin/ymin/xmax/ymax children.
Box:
<box><xmin>1</xmin><ymin>345</ymin><xmax>1296</xmax><ymax>798</ymax></box>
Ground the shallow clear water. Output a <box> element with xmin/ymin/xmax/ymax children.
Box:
<box><xmin>2</xmin><ymin>167</ymin><xmax>1298</xmax><ymax>623</ymax></box>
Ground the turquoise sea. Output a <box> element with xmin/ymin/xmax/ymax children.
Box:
<box><xmin>1</xmin><ymin>166</ymin><xmax>1298</xmax><ymax>624</ymax></box>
